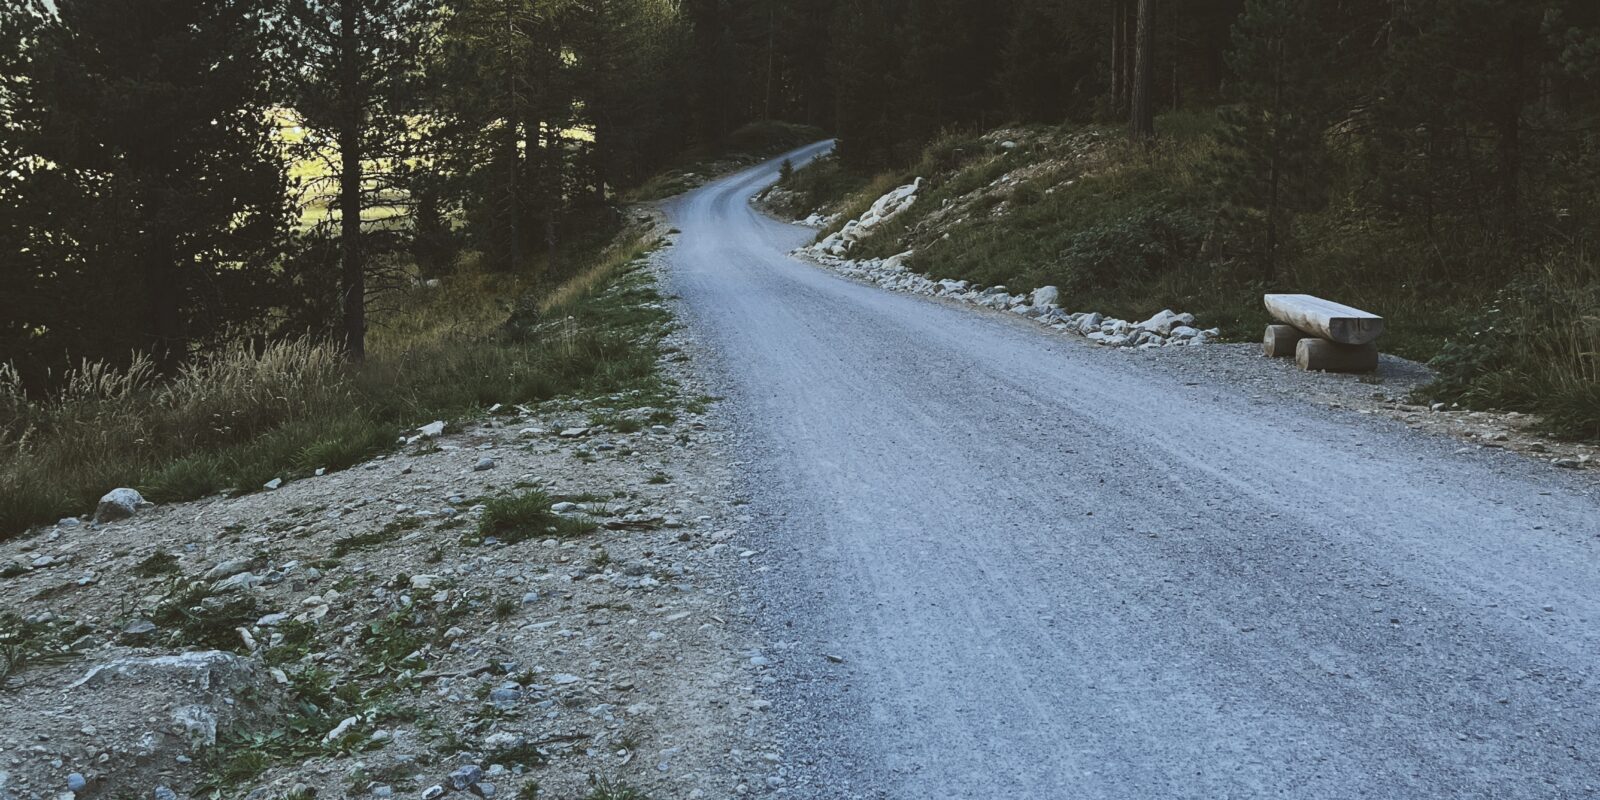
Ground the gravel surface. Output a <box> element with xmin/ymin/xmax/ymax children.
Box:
<box><xmin>664</xmin><ymin>144</ymin><xmax>1600</xmax><ymax>799</ymax></box>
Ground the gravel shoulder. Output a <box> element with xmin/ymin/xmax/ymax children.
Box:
<box><xmin>0</xmin><ymin>227</ymin><xmax>787</xmax><ymax>800</ymax></box>
<box><xmin>666</xmin><ymin>145</ymin><xmax>1600</xmax><ymax>800</ymax></box>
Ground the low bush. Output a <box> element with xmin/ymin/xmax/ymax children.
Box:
<box><xmin>1422</xmin><ymin>252</ymin><xmax>1600</xmax><ymax>440</ymax></box>
<box><xmin>765</xmin><ymin>154</ymin><xmax>877</xmax><ymax>220</ymax></box>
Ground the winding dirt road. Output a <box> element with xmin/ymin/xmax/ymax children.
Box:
<box><xmin>665</xmin><ymin>144</ymin><xmax>1600</xmax><ymax>800</ymax></box>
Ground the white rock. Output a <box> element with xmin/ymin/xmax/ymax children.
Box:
<box><xmin>204</xmin><ymin>558</ymin><xmax>253</xmax><ymax>581</ymax></box>
<box><xmin>212</xmin><ymin>572</ymin><xmax>261</xmax><ymax>593</ymax></box>
<box><xmin>806</xmin><ymin>179</ymin><xmax>922</xmax><ymax>258</ymax></box>
<box><xmin>93</xmin><ymin>488</ymin><xmax>146</xmax><ymax>524</ymax></box>
<box><xmin>323</xmin><ymin>715</ymin><xmax>359</xmax><ymax>743</ymax></box>
<box><xmin>1030</xmin><ymin>286</ymin><xmax>1060</xmax><ymax>308</ymax></box>
<box><xmin>1136</xmin><ymin>309</ymin><xmax>1183</xmax><ymax>335</ymax></box>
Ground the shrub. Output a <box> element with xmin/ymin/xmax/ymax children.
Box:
<box><xmin>762</xmin><ymin>154</ymin><xmax>876</xmax><ymax>220</ymax></box>
<box><xmin>1424</xmin><ymin>252</ymin><xmax>1600</xmax><ymax>441</ymax></box>
<box><xmin>1054</xmin><ymin>206</ymin><xmax>1208</xmax><ymax>295</ymax></box>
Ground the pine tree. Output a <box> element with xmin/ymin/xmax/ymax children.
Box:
<box><xmin>999</xmin><ymin>0</ymin><xmax>1102</xmax><ymax>123</ymax></box>
<box><xmin>1210</xmin><ymin>0</ymin><xmax>1333</xmax><ymax>279</ymax></box>
<box><xmin>568</xmin><ymin>0</ymin><xmax>689</xmax><ymax>197</ymax></box>
<box><xmin>432</xmin><ymin>0</ymin><xmax>577</xmax><ymax>275</ymax></box>
<box><xmin>0</xmin><ymin>1</ymin><xmax>79</xmax><ymax>386</ymax></box>
<box><xmin>828</xmin><ymin>0</ymin><xmax>903</xmax><ymax>167</ymax></box>
<box><xmin>1363</xmin><ymin>0</ymin><xmax>1544</xmax><ymax>249</ymax></box>
<box><xmin>1129</xmin><ymin>0</ymin><xmax>1155</xmax><ymax>138</ymax></box>
<box><xmin>15</xmin><ymin>0</ymin><xmax>289</xmax><ymax>373</ymax></box>
<box><xmin>284</xmin><ymin>0</ymin><xmax>441</xmax><ymax>360</ymax></box>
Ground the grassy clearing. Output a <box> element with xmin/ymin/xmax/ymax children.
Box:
<box><xmin>799</xmin><ymin>113</ymin><xmax>1599</xmax><ymax>440</ymax></box>
<box><xmin>0</xmin><ymin>224</ymin><xmax>669</xmax><ymax>540</ymax></box>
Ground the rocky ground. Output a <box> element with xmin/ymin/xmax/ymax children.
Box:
<box><xmin>0</xmin><ymin>239</ymin><xmax>794</xmax><ymax>800</ymax></box>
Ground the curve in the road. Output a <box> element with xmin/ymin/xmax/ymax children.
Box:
<box><xmin>664</xmin><ymin>143</ymin><xmax>1600</xmax><ymax>800</ymax></box>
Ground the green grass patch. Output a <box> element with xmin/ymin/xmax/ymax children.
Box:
<box><xmin>583</xmin><ymin>779</ymin><xmax>650</xmax><ymax>800</ymax></box>
<box><xmin>475</xmin><ymin>490</ymin><xmax>598</xmax><ymax>544</ymax></box>
<box><xmin>0</xmin><ymin>611</ymin><xmax>88</xmax><ymax>688</ymax></box>
<box><xmin>149</xmin><ymin>579</ymin><xmax>262</xmax><ymax>653</ymax></box>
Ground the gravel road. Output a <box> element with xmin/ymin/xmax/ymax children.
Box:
<box><xmin>664</xmin><ymin>143</ymin><xmax>1600</xmax><ymax>800</ymax></box>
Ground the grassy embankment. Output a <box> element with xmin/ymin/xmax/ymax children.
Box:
<box><xmin>777</xmin><ymin>112</ymin><xmax>1599</xmax><ymax>440</ymax></box>
<box><xmin>0</xmin><ymin>225</ymin><xmax>674</xmax><ymax>540</ymax></box>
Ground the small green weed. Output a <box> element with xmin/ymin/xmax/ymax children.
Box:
<box><xmin>130</xmin><ymin>550</ymin><xmax>181</xmax><ymax>578</ymax></box>
<box><xmin>150</xmin><ymin>579</ymin><xmax>261</xmax><ymax>652</ymax></box>
<box><xmin>476</xmin><ymin>491</ymin><xmax>597</xmax><ymax>544</ymax></box>
<box><xmin>584</xmin><ymin>778</ymin><xmax>650</xmax><ymax>800</ymax></box>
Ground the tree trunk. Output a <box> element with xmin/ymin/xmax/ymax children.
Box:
<box><xmin>1109</xmin><ymin>1</ymin><xmax>1120</xmax><ymax>114</ymax></box>
<box><xmin>764</xmin><ymin>3</ymin><xmax>776</xmax><ymax>120</ymax></box>
<box><xmin>1496</xmin><ymin>18</ymin><xmax>1524</xmax><ymax>245</ymax></box>
<box><xmin>506</xmin><ymin>117</ymin><xmax>522</xmax><ymax>270</ymax></box>
<box><xmin>1129</xmin><ymin>0</ymin><xmax>1155</xmax><ymax>140</ymax></box>
<box><xmin>339</xmin><ymin>0</ymin><xmax>365</xmax><ymax>362</ymax></box>
<box><xmin>1123</xmin><ymin>2</ymin><xmax>1135</xmax><ymax>114</ymax></box>
<box><xmin>146</xmin><ymin>226</ymin><xmax>182</xmax><ymax>374</ymax></box>
<box><xmin>504</xmin><ymin>0</ymin><xmax>521</xmax><ymax>271</ymax></box>
<box><xmin>544</xmin><ymin>124</ymin><xmax>559</xmax><ymax>281</ymax></box>
<box><xmin>1265</xmin><ymin>35</ymin><xmax>1284</xmax><ymax>281</ymax></box>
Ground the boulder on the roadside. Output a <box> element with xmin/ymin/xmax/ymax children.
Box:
<box><xmin>1135</xmin><ymin>309</ymin><xmax>1196</xmax><ymax>335</ymax></box>
<box><xmin>93</xmin><ymin>488</ymin><xmax>148</xmax><ymax>524</ymax></box>
<box><xmin>202</xmin><ymin>557</ymin><xmax>258</xmax><ymax>581</ymax></box>
<box><xmin>44</xmin><ymin>651</ymin><xmax>282</xmax><ymax>796</ymax></box>
<box><xmin>1031</xmin><ymin>286</ymin><xmax>1060</xmax><ymax>309</ymax></box>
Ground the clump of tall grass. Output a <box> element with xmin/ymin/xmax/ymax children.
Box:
<box><xmin>0</xmin><ymin>338</ymin><xmax>355</xmax><ymax>529</ymax></box>
<box><xmin>1423</xmin><ymin>251</ymin><xmax>1600</xmax><ymax>440</ymax></box>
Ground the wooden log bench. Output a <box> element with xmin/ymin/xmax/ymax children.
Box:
<box><xmin>1262</xmin><ymin>294</ymin><xmax>1384</xmax><ymax>373</ymax></box>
